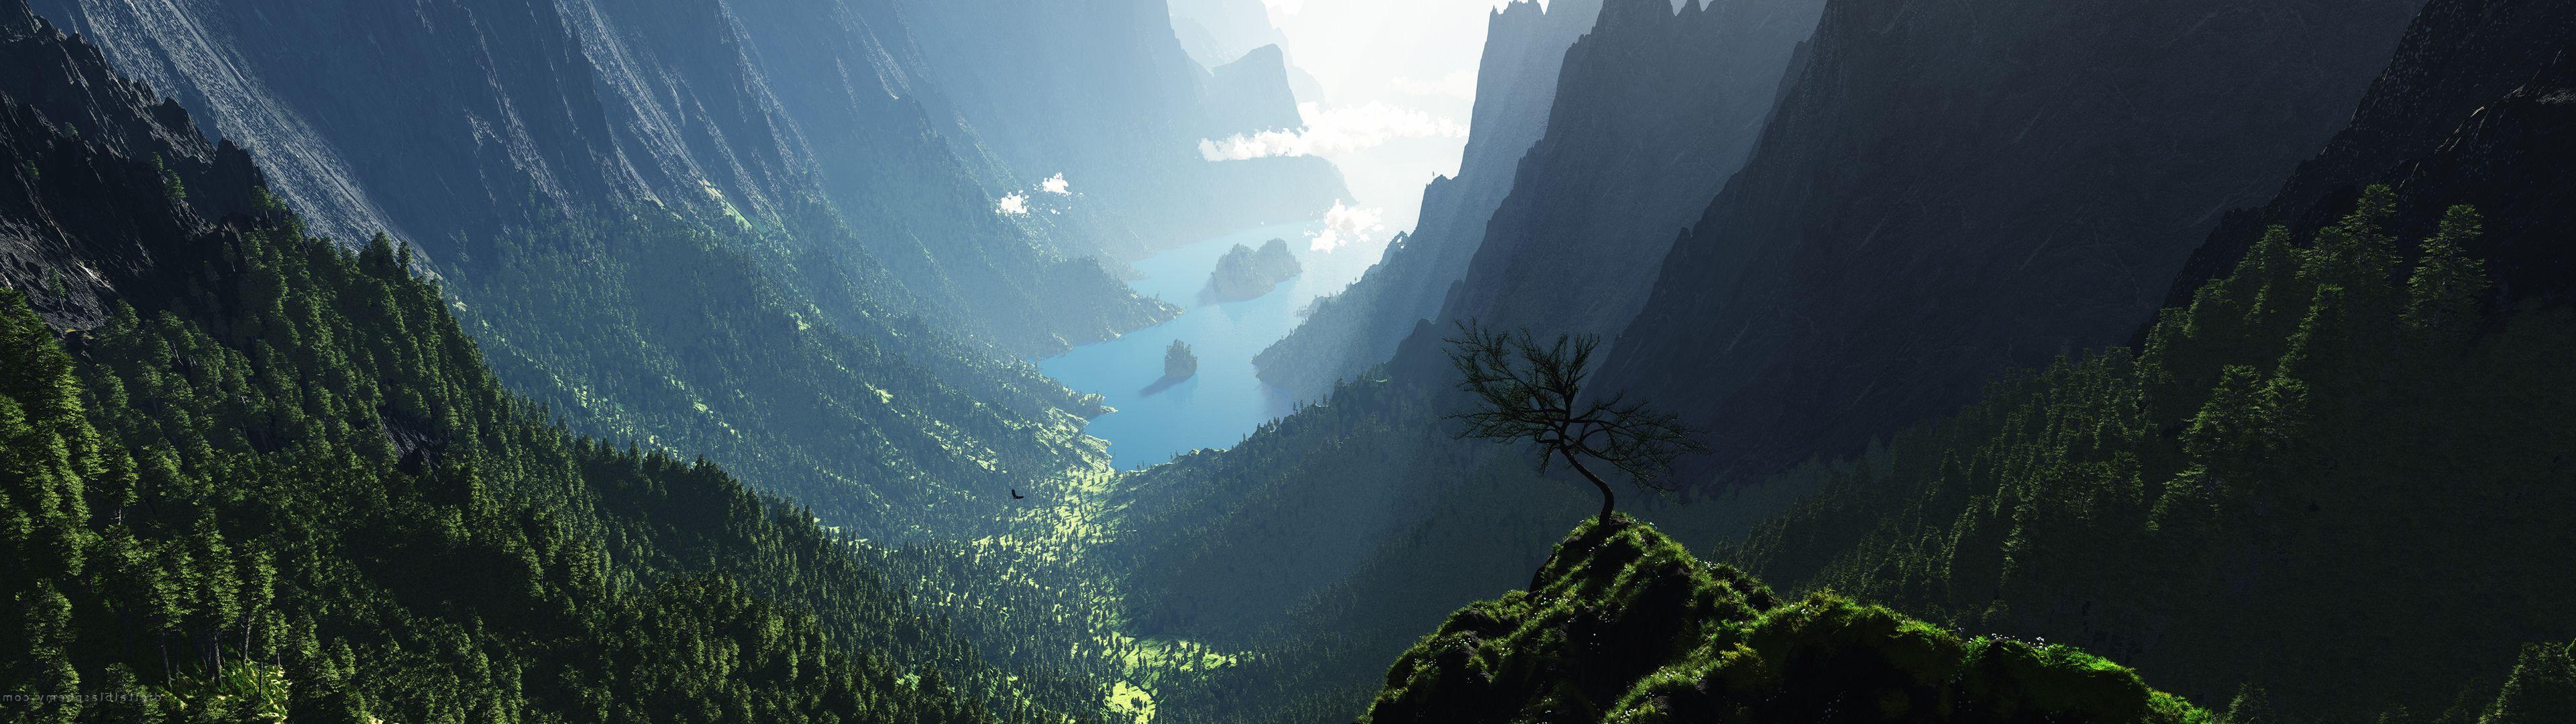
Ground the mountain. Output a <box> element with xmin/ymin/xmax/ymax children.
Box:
<box><xmin>1112</xmin><ymin>0</ymin><xmax>2546</xmax><ymax>719</ymax></box>
<box><xmin>2158</xmin><ymin>0</ymin><xmax>2576</xmax><ymax>315</ymax></box>
<box><xmin>1204</xmin><ymin>45</ymin><xmax>1306</xmax><ymax>137</ymax></box>
<box><xmin>1437</xmin><ymin>0</ymin><xmax>1826</xmax><ymax>343</ymax></box>
<box><xmin>1364</xmin><ymin>518</ymin><xmax>2212</xmax><ymax>724</ymax></box>
<box><xmin>892</xmin><ymin>0</ymin><xmax>1350</xmax><ymax>256</ymax></box>
<box><xmin>1165</xmin><ymin>0</ymin><xmax>1288</xmax><ymax>70</ymax></box>
<box><xmin>1698</xmin><ymin>0</ymin><xmax>2576</xmax><ymax>716</ymax></box>
<box><xmin>1253</xmin><ymin>0</ymin><xmax>1603</xmax><ymax>397</ymax></box>
<box><xmin>1712</xmin><ymin>186</ymin><xmax>2576</xmax><ymax>719</ymax></box>
<box><xmin>19</xmin><ymin>0</ymin><xmax>1171</xmax><ymax>538</ymax></box>
<box><xmin>1599</xmin><ymin>0</ymin><xmax>2426</xmax><ymax>481</ymax></box>
<box><xmin>0</xmin><ymin>9</ymin><xmax>1107</xmax><ymax>719</ymax></box>
<box><xmin>25</xmin><ymin>0</ymin><xmax>1161</xmax><ymax>355</ymax></box>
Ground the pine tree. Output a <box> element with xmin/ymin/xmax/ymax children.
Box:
<box><xmin>2403</xmin><ymin>206</ymin><xmax>2491</xmax><ymax>343</ymax></box>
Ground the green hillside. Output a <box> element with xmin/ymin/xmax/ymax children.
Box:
<box><xmin>1713</xmin><ymin>190</ymin><xmax>2576</xmax><ymax>721</ymax></box>
<box><xmin>0</xmin><ymin>62</ymin><xmax>1107</xmax><ymax>719</ymax></box>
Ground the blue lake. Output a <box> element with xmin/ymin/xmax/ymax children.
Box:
<box><xmin>1040</xmin><ymin>222</ymin><xmax>1382</xmax><ymax>469</ymax></box>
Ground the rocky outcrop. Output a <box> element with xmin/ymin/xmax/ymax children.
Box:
<box><xmin>1208</xmin><ymin>237</ymin><xmax>1300</xmax><ymax>300</ymax></box>
<box><xmin>1438</xmin><ymin>0</ymin><xmax>1827</xmax><ymax>343</ymax></box>
<box><xmin>1601</xmin><ymin>0</ymin><xmax>2424</xmax><ymax>481</ymax></box>
<box><xmin>1364</xmin><ymin>518</ymin><xmax>2210</xmax><ymax>724</ymax></box>
<box><xmin>1251</xmin><ymin>0</ymin><xmax>1604</xmax><ymax>397</ymax></box>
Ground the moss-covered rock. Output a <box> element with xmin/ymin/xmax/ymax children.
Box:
<box><xmin>1364</xmin><ymin>516</ymin><xmax>2210</xmax><ymax>723</ymax></box>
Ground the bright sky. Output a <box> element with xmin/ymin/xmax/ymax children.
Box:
<box><xmin>1187</xmin><ymin>0</ymin><xmax>1539</xmax><ymax>253</ymax></box>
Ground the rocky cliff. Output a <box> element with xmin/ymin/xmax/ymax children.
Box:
<box><xmin>0</xmin><ymin>0</ymin><xmax>267</xmax><ymax>326</ymax></box>
<box><xmin>1601</xmin><ymin>0</ymin><xmax>2424</xmax><ymax>481</ymax></box>
<box><xmin>1203</xmin><ymin>44</ymin><xmax>1305</xmax><ymax>137</ymax></box>
<box><xmin>1440</xmin><ymin>0</ymin><xmax>1827</xmax><ymax>343</ymax></box>
<box><xmin>1251</xmin><ymin>0</ymin><xmax>1603</xmax><ymax>397</ymax></box>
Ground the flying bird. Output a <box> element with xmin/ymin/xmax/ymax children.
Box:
<box><xmin>1011</xmin><ymin>489</ymin><xmax>1026</xmax><ymax>500</ymax></box>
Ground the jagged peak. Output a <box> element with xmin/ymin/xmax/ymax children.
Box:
<box><xmin>1597</xmin><ymin>0</ymin><xmax>1682</xmax><ymax>30</ymax></box>
<box><xmin>0</xmin><ymin>0</ymin><xmax>44</xmax><ymax>41</ymax></box>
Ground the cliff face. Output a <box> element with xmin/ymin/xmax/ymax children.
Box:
<box><xmin>0</xmin><ymin>0</ymin><xmax>266</xmax><ymax>327</ymax></box>
<box><xmin>893</xmin><ymin>0</ymin><xmax>1349</xmax><ymax>255</ymax></box>
<box><xmin>1203</xmin><ymin>44</ymin><xmax>1304</xmax><ymax>136</ymax></box>
<box><xmin>1440</xmin><ymin>0</ymin><xmax>1826</xmax><ymax>343</ymax></box>
<box><xmin>23</xmin><ymin>0</ymin><xmax>1167</xmax><ymax>353</ymax></box>
<box><xmin>1250</xmin><ymin>0</ymin><xmax>1603</xmax><ymax>397</ymax></box>
<box><xmin>2159</xmin><ymin>0</ymin><xmax>2576</xmax><ymax>314</ymax></box>
<box><xmin>1601</xmin><ymin>0</ymin><xmax>2424</xmax><ymax>480</ymax></box>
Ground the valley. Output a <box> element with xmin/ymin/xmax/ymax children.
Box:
<box><xmin>3</xmin><ymin>0</ymin><xmax>2573</xmax><ymax>722</ymax></box>
<box><xmin>1038</xmin><ymin>223</ymin><xmax>1375</xmax><ymax>470</ymax></box>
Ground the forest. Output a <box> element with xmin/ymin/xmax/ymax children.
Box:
<box><xmin>5</xmin><ymin>0</ymin><xmax>2573</xmax><ymax>721</ymax></box>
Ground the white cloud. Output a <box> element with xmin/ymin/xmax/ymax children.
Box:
<box><xmin>996</xmin><ymin>192</ymin><xmax>1030</xmax><ymax>215</ymax></box>
<box><xmin>1389</xmin><ymin>70</ymin><xmax>1477</xmax><ymax>100</ymax></box>
<box><xmin>1040</xmin><ymin>173</ymin><xmax>1071</xmax><ymax>195</ymax></box>
<box><xmin>1307</xmin><ymin>200</ymin><xmax>1383</xmax><ymax>253</ymax></box>
<box><xmin>1262</xmin><ymin>0</ymin><xmax>1305</xmax><ymax>15</ymax></box>
<box><xmin>1199</xmin><ymin>103</ymin><xmax>1466</xmax><ymax>161</ymax></box>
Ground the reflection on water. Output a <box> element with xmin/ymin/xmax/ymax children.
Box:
<box><xmin>1038</xmin><ymin>221</ymin><xmax>1382</xmax><ymax>469</ymax></box>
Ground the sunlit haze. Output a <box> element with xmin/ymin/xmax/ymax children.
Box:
<box><xmin>1171</xmin><ymin>0</ymin><xmax>1534</xmax><ymax>251</ymax></box>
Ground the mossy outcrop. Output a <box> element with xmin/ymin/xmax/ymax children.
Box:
<box><xmin>1364</xmin><ymin>517</ymin><xmax>2208</xmax><ymax>723</ymax></box>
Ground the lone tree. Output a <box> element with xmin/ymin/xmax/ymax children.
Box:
<box><xmin>1447</xmin><ymin>322</ymin><xmax>1707</xmax><ymax>527</ymax></box>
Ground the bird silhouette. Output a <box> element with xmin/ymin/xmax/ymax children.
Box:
<box><xmin>1010</xmin><ymin>489</ymin><xmax>1026</xmax><ymax>500</ymax></box>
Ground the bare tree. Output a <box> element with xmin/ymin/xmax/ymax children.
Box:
<box><xmin>1446</xmin><ymin>321</ymin><xmax>1707</xmax><ymax>527</ymax></box>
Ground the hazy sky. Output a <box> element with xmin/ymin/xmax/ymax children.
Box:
<box><xmin>1278</xmin><ymin>0</ymin><xmax>1516</xmax><ymax>234</ymax></box>
<box><xmin>1185</xmin><ymin>0</ymin><xmax>1540</xmax><ymax>253</ymax></box>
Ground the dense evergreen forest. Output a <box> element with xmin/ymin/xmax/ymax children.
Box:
<box><xmin>7</xmin><ymin>0</ymin><xmax>2575</xmax><ymax>720</ymax></box>
<box><xmin>446</xmin><ymin>208</ymin><xmax>1122</xmax><ymax>538</ymax></box>
<box><xmin>0</xmin><ymin>14</ymin><xmax>1116</xmax><ymax>721</ymax></box>
<box><xmin>1709</xmin><ymin>192</ymin><xmax>2576</xmax><ymax>721</ymax></box>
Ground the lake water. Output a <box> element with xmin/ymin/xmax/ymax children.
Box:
<box><xmin>1040</xmin><ymin>222</ymin><xmax>1383</xmax><ymax>469</ymax></box>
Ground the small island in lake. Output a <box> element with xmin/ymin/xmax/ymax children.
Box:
<box><xmin>1206</xmin><ymin>237</ymin><xmax>1302</xmax><ymax>300</ymax></box>
<box><xmin>1163</xmin><ymin>340</ymin><xmax>1199</xmax><ymax>380</ymax></box>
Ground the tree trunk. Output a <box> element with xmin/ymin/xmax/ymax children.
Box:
<box><xmin>1559</xmin><ymin>448</ymin><xmax>1616</xmax><ymax>528</ymax></box>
